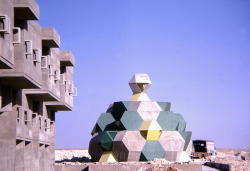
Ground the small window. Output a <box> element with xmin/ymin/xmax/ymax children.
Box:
<box><xmin>0</xmin><ymin>15</ymin><xmax>10</xmax><ymax>33</ymax></box>
<box><xmin>13</xmin><ymin>27</ymin><xmax>21</xmax><ymax>44</ymax></box>
<box><xmin>65</xmin><ymin>81</ymin><xmax>70</xmax><ymax>91</ymax></box>
<box><xmin>17</xmin><ymin>107</ymin><xmax>22</xmax><ymax>123</ymax></box>
<box><xmin>50</xmin><ymin>121</ymin><xmax>55</xmax><ymax>130</ymax></box>
<box><xmin>39</xmin><ymin>117</ymin><xmax>42</xmax><ymax>130</ymax></box>
<box><xmin>33</xmin><ymin>48</ymin><xmax>41</xmax><ymax>63</ymax></box>
<box><xmin>25</xmin><ymin>40</ymin><xmax>32</xmax><ymax>56</ymax></box>
<box><xmin>24</xmin><ymin>110</ymin><xmax>28</xmax><ymax>125</ymax></box>
<box><xmin>41</xmin><ymin>56</ymin><xmax>48</xmax><ymax>69</ymax></box>
<box><xmin>45</xmin><ymin>119</ymin><xmax>50</xmax><ymax>131</ymax></box>
<box><xmin>32</xmin><ymin>113</ymin><xmax>37</xmax><ymax>125</ymax></box>
<box><xmin>49</xmin><ymin>64</ymin><xmax>54</xmax><ymax>76</ymax></box>
<box><xmin>54</xmin><ymin>70</ymin><xmax>60</xmax><ymax>81</ymax></box>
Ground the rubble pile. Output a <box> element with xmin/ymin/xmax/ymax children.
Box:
<box><xmin>55</xmin><ymin>148</ymin><xmax>250</xmax><ymax>170</ymax></box>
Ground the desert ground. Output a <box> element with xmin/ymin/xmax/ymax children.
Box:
<box><xmin>55</xmin><ymin>148</ymin><xmax>250</xmax><ymax>170</ymax></box>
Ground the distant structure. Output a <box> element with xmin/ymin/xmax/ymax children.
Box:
<box><xmin>0</xmin><ymin>0</ymin><xmax>76</xmax><ymax>170</ymax></box>
<box><xmin>89</xmin><ymin>73</ymin><xmax>192</xmax><ymax>162</ymax></box>
<box><xmin>192</xmin><ymin>140</ymin><xmax>215</xmax><ymax>158</ymax></box>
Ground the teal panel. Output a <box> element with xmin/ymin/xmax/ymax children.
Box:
<box><xmin>157</xmin><ymin>102</ymin><xmax>171</xmax><ymax>111</ymax></box>
<box><xmin>175</xmin><ymin>114</ymin><xmax>187</xmax><ymax>131</ymax></box>
<box><xmin>108</xmin><ymin>131</ymin><xmax>118</xmax><ymax>139</ymax></box>
<box><xmin>100</xmin><ymin>131</ymin><xmax>115</xmax><ymax>151</ymax></box>
<box><xmin>156</xmin><ymin>111</ymin><xmax>179</xmax><ymax>131</ymax></box>
<box><xmin>179</xmin><ymin>131</ymin><xmax>192</xmax><ymax>151</ymax></box>
<box><xmin>96</xmin><ymin>113</ymin><xmax>116</xmax><ymax>131</ymax></box>
<box><xmin>140</xmin><ymin>141</ymin><xmax>165</xmax><ymax>161</ymax></box>
<box><xmin>121</xmin><ymin>101</ymin><xmax>135</xmax><ymax>111</ymax></box>
<box><xmin>120</xmin><ymin>111</ymin><xmax>143</xmax><ymax>130</ymax></box>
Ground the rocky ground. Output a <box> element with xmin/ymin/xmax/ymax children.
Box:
<box><xmin>214</xmin><ymin>148</ymin><xmax>250</xmax><ymax>170</ymax></box>
<box><xmin>55</xmin><ymin>148</ymin><xmax>250</xmax><ymax>170</ymax></box>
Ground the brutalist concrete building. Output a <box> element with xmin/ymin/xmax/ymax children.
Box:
<box><xmin>0</xmin><ymin>0</ymin><xmax>76</xmax><ymax>170</ymax></box>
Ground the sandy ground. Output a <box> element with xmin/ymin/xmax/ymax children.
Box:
<box><xmin>55</xmin><ymin>148</ymin><xmax>250</xmax><ymax>170</ymax></box>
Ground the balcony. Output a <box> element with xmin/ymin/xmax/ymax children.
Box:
<box><xmin>45</xmin><ymin>67</ymin><xmax>75</xmax><ymax>111</ymax></box>
<box><xmin>24</xmin><ymin>49</ymin><xmax>61</xmax><ymax>101</ymax></box>
<box><xmin>13</xmin><ymin>0</ymin><xmax>39</xmax><ymax>20</ymax></box>
<box><xmin>60</xmin><ymin>51</ymin><xmax>74</xmax><ymax>66</ymax></box>
<box><xmin>16</xmin><ymin>107</ymin><xmax>33</xmax><ymax>140</ymax></box>
<box><xmin>41</xmin><ymin>27</ymin><xmax>60</xmax><ymax>48</ymax></box>
<box><xmin>0</xmin><ymin>13</ymin><xmax>14</xmax><ymax>69</ymax></box>
<box><xmin>0</xmin><ymin>21</ymin><xmax>42</xmax><ymax>89</ymax></box>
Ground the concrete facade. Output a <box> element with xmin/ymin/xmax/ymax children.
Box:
<box><xmin>0</xmin><ymin>0</ymin><xmax>76</xmax><ymax>170</ymax></box>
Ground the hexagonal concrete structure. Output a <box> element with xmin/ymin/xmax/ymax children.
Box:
<box><xmin>89</xmin><ymin>74</ymin><xmax>192</xmax><ymax>162</ymax></box>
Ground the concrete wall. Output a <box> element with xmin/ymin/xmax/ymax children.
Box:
<box><xmin>55</xmin><ymin>164</ymin><xmax>203</xmax><ymax>171</ymax></box>
<box><xmin>0</xmin><ymin>0</ymin><xmax>75</xmax><ymax>170</ymax></box>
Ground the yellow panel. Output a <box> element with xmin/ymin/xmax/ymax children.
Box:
<box><xmin>130</xmin><ymin>93</ymin><xmax>150</xmax><ymax>101</ymax></box>
<box><xmin>140</xmin><ymin>121</ymin><xmax>152</xmax><ymax>131</ymax></box>
<box><xmin>146</xmin><ymin>130</ymin><xmax>162</xmax><ymax>141</ymax></box>
<box><xmin>99</xmin><ymin>152</ymin><xmax>118</xmax><ymax>162</ymax></box>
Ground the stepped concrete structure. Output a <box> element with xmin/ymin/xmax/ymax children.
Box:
<box><xmin>89</xmin><ymin>73</ymin><xmax>192</xmax><ymax>162</ymax></box>
<box><xmin>0</xmin><ymin>0</ymin><xmax>76</xmax><ymax>170</ymax></box>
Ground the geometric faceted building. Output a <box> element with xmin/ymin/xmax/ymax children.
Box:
<box><xmin>0</xmin><ymin>0</ymin><xmax>76</xmax><ymax>170</ymax></box>
<box><xmin>89</xmin><ymin>74</ymin><xmax>192</xmax><ymax>162</ymax></box>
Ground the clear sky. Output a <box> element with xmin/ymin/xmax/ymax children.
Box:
<box><xmin>36</xmin><ymin>0</ymin><xmax>250</xmax><ymax>149</ymax></box>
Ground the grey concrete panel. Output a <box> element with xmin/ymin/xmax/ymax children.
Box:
<box><xmin>112</xmin><ymin>131</ymin><xmax>128</xmax><ymax>161</ymax></box>
<box><xmin>115</xmin><ymin>131</ymin><xmax>146</xmax><ymax>161</ymax></box>
<box><xmin>56</xmin><ymin>164</ymin><xmax>202</xmax><ymax>171</ymax></box>
<box><xmin>42</xmin><ymin>27</ymin><xmax>60</xmax><ymax>48</ymax></box>
<box><xmin>59</xmin><ymin>51</ymin><xmax>74</xmax><ymax>66</ymax></box>
<box><xmin>13</xmin><ymin>0</ymin><xmax>39</xmax><ymax>20</ymax></box>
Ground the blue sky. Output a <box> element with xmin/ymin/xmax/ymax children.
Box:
<box><xmin>37</xmin><ymin>0</ymin><xmax>250</xmax><ymax>149</ymax></box>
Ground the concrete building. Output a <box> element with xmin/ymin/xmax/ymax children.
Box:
<box><xmin>0</xmin><ymin>0</ymin><xmax>76</xmax><ymax>170</ymax></box>
<box><xmin>192</xmin><ymin>140</ymin><xmax>215</xmax><ymax>158</ymax></box>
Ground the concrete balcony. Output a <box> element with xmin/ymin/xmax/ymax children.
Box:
<box><xmin>23</xmin><ymin>121</ymin><xmax>32</xmax><ymax>140</ymax></box>
<box><xmin>0</xmin><ymin>4</ymin><xmax>14</xmax><ymax>69</ymax></box>
<box><xmin>0</xmin><ymin>22</ymin><xmax>43</xmax><ymax>89</ymax></box>
<box><xmin>60</xmin><ymin>51</ymin><xmax>74</xmax><ymax>66</ymax></box>
<box><xmin>45</xmin><ymin>71</ymin><xmax>75</xmax><ymax>111</ymax></box>
<box><xmin>16</xmin><ymin>118</ymin><xmax>24</xmax><ymax>140</ymax></box>
<box><xmin>16</xmin><ymin>107</ymin><xmax>33</xmax><ymax>140</ymax></box>
<box><xmin>13</xmin><ymin>0</ymin><xmax>39</xmax><ymax>20</ymax></box>
<box><xmin>24</xmin><ymin>48</ymin><xmax>61</xmax><ymax>101</ymax></box>
<box><xmin>41</xmin><ymin>27</ymin><xmax>60</xmax><ymax>48</ymax></box>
